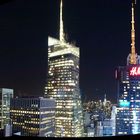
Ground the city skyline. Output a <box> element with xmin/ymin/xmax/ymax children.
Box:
<box><xmin>0</xmin><ymin>0</ymin><xmax>140</xmax><ymax>103</ymax></box>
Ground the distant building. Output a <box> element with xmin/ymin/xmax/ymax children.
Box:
<box><xmin>0</xmin><ymin>129</ymin><xmax>4</xmax><ymax>136</ymax></box>
<box><xmin>111</xmin><ymin>106</ymin><xmax>116</xmax><ymax>136</ymax></box>
<box><xmin>10</xmin><ymin>97</ymin><xmax>55</xmax><ymax>137</ymax></box>
<box><xmin>96</xmin><ymin>122</ymin><xmax>103</xmax><ymax>137</ymax></box>
<box><xmin>96</xmin><ymin>105</ymin><xmax>117</xmax><ymax>137</ymax></box>
<box><xmin>83</xmin><ymin>99</ymin><xmax>116</xmax><ymax>137</ymax></box>
<box><xmin>87</xmin><ymin>124</ymin><xmax>94</xmax><ymax>137</ymax></box>
<box><xmin>94</xmin><ymin>119</ymin><xmax>115</xmax><ymax>137</ymax></box>
<box><xmin>84</xmin><ymin>112</ymin><xmax>92</xmax><ymax>137</ymax></box>
<box><xmin>4</xmin><ymin>124</ymin><xmax>12</xmax><ymax>137</ymax></box>
<box><xmin>84</xmin><ymin>112</ymin><xmax>91</xmax><ymax>127</ymax></box>
<box><xmin>0</xmin><ymin>88</ymin><xmax>13</xmax><ymax>129</ymax></box>
<box><xmin>102</xmin><ymin>119</ymin><xmax>113</xmax><ymax>136</ymax></box>
<box><xmin>83</xmin><ymin>97</ymin><xmax>112</xmax><ymax>118</ymax></box>
<box><xmin>116</xmin><ymin>1</ymin><xmax>140</xmax><ymax>135</ymax></box>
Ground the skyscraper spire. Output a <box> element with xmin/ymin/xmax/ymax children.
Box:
<box><xmin>130</xmin><ymin>0</ymin><xmax>136</xmax><ymax>64</ymax></box>
<box><xmin>59</xmin><ymin>0</ymin><xmax>65</xmax><ymax>42</ymax></box>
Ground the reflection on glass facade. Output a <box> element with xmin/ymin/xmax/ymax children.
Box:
<box><xmin>45</xmin><ymin>37</ymin><xmax>84</xmax><ymax>137</ymax></box>
<box><xmin>0</xmin><ymin>88</ymin><xmax>13</xmax><ymax>129</ymax></box>
<box><xmin>10</xmin><ymin>97</ymin><xmax>55</xmax><ymax>137</ymax></box>
<box><xmin>116</xmin><ymin>65</ymin><xmax>140</xmax><ymax>135</ymax></box>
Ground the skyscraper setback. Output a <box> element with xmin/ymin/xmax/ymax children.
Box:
<box><xmin>45</xmin><ymin>0</ymin><xmax>84</xmax><ymax>137</ymax></box>
<box><xmin>116</xmin><ymin>1</ymin><xmax>140</xmax><ymax>135</ymax></box>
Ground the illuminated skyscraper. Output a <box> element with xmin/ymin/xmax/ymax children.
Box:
<box><xmin>44</xmin><ymin>0</ymin><xmax>84</xmax><ymax>137</ymax></box>
<box><xmin>0</xmin><ymin>88</ymin><xmax>13</xmax><ymax>130</ymax></box>
<box><xmin>116</xmin><ymin>0</ymin><xmax>140</xmax><ymax>135</ymax></box>
<box><xmin>10</xmin><ymin>97</ymin><xmax>55</xmax><ymax>137</ymax></box>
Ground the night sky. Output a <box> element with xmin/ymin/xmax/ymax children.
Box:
<box><xmin>0</xmin><ymin>0</ymin><xmax>140</xmax><ymax>103</ymax></box>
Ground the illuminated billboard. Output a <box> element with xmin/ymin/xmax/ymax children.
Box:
<box><xmin>119</xmin><ymin>100</ymin><xmax>130</xmax><ymax>107</ymax></box>
<box><xmin>130</xmin><ymin>66</ymin><xmax>140</xmax><ymax>76</ymax></box>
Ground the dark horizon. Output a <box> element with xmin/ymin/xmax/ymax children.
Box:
<box><xmin>0</xmin><ymin>0</ymin><xmax>140</xmax><ymax>104</ymax></box>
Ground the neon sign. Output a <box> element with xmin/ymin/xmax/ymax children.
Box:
<box><xmin>130</xmin><ymin>67</ymin><xmax>140</xmax><ymax>76</ymax></box>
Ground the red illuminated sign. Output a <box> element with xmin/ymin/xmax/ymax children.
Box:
<box><xmin>130</xmin><ymin>67</ymin><xmax>140</xmax><ymax>76</ymax></box>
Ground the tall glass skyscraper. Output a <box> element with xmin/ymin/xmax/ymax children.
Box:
<box><xmin>0</xmin><ymin>88</ymin><xmax>13</xmax><ymax>129</ymax></box>
<box><xmin>44</xmin><ymin>0</ymin><xmax>84</xmax><ymax>137</ymax></box>
<box><xmin>116</xmin><ymin>66</ymin><xmax>140</xmax><ymax>135</ymax></box>
<box><xmin>116</xmin><ymin>1</ymin><xmax>140</xmax><ymax>135</ymax></box>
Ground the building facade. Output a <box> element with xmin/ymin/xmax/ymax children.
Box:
<box><xmin>116</xmin><ymin>66</ymin><xmax>140</xmax><ymax>135</ymax></box>
<box><xmin>44</xmin><ymin>0</ymin><xmax>84</xmax><ymax>137</ymax></box>
<box><xmin>116</xmin><ymin>1</ymin><xmax>140</xmax><ymax>135</ymax></box>
<box><xmin>111</xmin><ymin>105</ymin><xmax>116</xmax><ymax>136</ymax></box>
<box><xmin>94</xmin><ymin>106</ymin><xmax>116</xmax><ymax>137</ymax></box>
<box><xmin>10</xmin><ymin>97</ymin><xmax>55</xmax><ymax>137</ymax></box>
<box><xmin>83</xmin><ymin>99</ymin><xmax>116</xmax><ymax>137</ymax></box>
<box><xmin>45</xmin><ymin>36</ymin><xmax>84</xmax><ymax>137</ymax></box>
<box><xmin>92</xmin><ymin>119</ymin><xmax>115</xmax><ymax>137</ymax></box>
<box><xmin>0</xmin><ymin>88</ymin><xmax>13</xmax><ymax>129</ymax></box>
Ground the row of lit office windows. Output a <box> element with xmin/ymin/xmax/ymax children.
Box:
<box><xmin>118</xmin><ymin>132</ymin><xmax>128</xmax><ymax>134</ymax></box>
<box><xmin>49</xmin><ymin>67</ymin><xmax>78</xmax><ymax>72</ymax></box>
<box><xmin>13</xmin><ymin>121</ymin><xmax>39</xmax><ymax>124</ymax></box>
<box><xmin>13</xmin><ymin>122</ymin><xmax>39</xmax><ymax>125</ymax></box>
<box><xmin>10</xmin><ymin>110</ymin><xmax>40</xmax><ymax>114</ymax></box>
<box><xmin>47</xmin><ymin>88</ymin><xmax>75</xmax><ymax>92</ymax></box>
<box><xmin>56</xmin><ymin>102</ymin><xmax>74</xmax><ymax>106</ymax></box>
<box><xmin>52</xmin><ymin>63</ymin><xmax>74</xmax><ymax>67</ymax></box>
<box><xmin>49</xmin><ymin>68</ymin><xmax>73</xmax><ymax>72</ymax></box>
<box><xmin>52</xmin><ymin>95</ymin><xmax>74</xmax><ymax>98</ymax></box>
<box><xmin>49</xmin><ymin>59</ymin><xmax>74</xmax><ymax>63</ymax></box>
<box><xmin>49</xmin><ymin>61</ymin><xmax>75</xmax><ymax>66</ymax></box>
<box><xmin>47</xmin><ymin>91</ymin><xmax>74</xmax><ymax>95</ymax></box>
<box><xmin>48</xmin><ymin>80</ymin><xmax>75</xmax><ymax>84</ymax></box>
<box><xmin>48</xmin><ymin>83</ymin><xmax>76</xmax><ymax>86</ymax></box>
<box><xmin>47</xmin><ymin>83</ymin><xmax>77</xmax><ymax>87</ymax></box>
